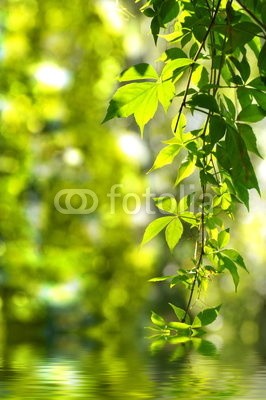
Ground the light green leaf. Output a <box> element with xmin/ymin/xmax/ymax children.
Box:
<box><xmin>149</xmin><ymin>144</ymin><xmax>181</xmax><ymax>172</ymax></box>
<box><xmin>103</xmin><ymin>82</ymin><xmax>159</xmax><ymax>134</ymax></box>
<box><xmin>141</xmin><ymin>216</ymin><xmax>174</xmax><ymax>245</ymax></box>
<box><xmin>192</xmin><ymin>305</ymin><xmax>221</xmax><ymax>328</ymax></box>
<box><xmin>149</xmin><ymin>275</ymin><xmax>175</xmax><ymax>282</ymax></box>
<box><xmin>171</xmin><ymin>113</ymin><xmax>186</xmax><ymax>138</ymax></box>
<box><xmin>161</xmin><ymin>58</ymin><xmax>193</xmax><ymax>81</ymax></box>
<box><xmin>169</xmin><ymin>303</ymin><xmax>191</xmax><ymax>324</ymax></box>
<box><xmin>118</xmin><ymin>63</ymin><xmax>158</xmax><ymax>82</ymax></box>
<box><xmin>168</xmin><ymin>321</ymin><xmax>190</xmax><ymax>330</ymax></box>
<box><xmin>175</xmin><ymin>157</ymin><xmax>195</xmax><ymax>186</ymax></box>
<box><xmin>157</xmin><ymin>80</ymin><xmax>175</xmax><ymax>111</ymax></box>
<box><xmin>154</xmin><ymin>196</ymin><xmax>178</xmax><ymax>214</ymax></box>
<box><xmin>217</xmin><ymin>229</ymin><xmax>230</xmax><ymax>248</ymax></box>
<box><xmin>237</xmin><ymin>104</ymin><xmax>266</xmax><ymax>123</ymax></box>
<box><xmin>177</xmin><ymin>193</ymin><xmax>195</xmax><ymax>213</ymax></box>
<box><xmin>165</xmin><ymin>217</ymin><xmax>183</xmax><ymax>251</ymax></box>
<box><xmin>151</xmin><ymin>311</ymin><xmax>166</xmax><ymax>327</ymax></box>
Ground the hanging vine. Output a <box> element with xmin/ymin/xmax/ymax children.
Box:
<box><xmin>104</xmin><ymin>0</ymin><xmax>266</xmax><ymax>339</ymax></box>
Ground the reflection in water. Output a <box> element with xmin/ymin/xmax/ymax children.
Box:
<box><xmin>0</xmin><ymin>337</ymin><xmax>266</xmax><ymax>400</ymax></box>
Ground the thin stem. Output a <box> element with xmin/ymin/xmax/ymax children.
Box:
<box><xmin>174</xmin><ymin>0</ymin><xmax>223</xmax><ymax>133</ymax></box>
<box><xmin>183</xmin><ymin>116</ymin><xmax>209</xmax><ymax>320</ymax></box>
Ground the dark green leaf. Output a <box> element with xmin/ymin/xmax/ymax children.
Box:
<box><xmin>209</xmin><ymin>115</ymin><xmax>226</xmax><ymax>144</ymax></box>
<box><xmin>237</xmin><ymin>123</ymin><xmax>263</xmax><ymax>158</ymax></box>
<box><xmin>143</xmin><ymin>8</ymin><xmax>155</xmax><ymax>17</ymax></box>
<box><xmin>151</xmin><ymin>16</ymin><xmax>160</xmax><ymax>44</ymax></box>
<box><xmin>225</xmin><ymin>22</ymin><xmax>262</xmax><ymax>53</ymax></box>
<box><xmin>119</xmin><ymin>63</ymin><xmax>158</xmax><ymax>82</ymax></box>
<box><xmin>237</xmin><ymin>87</ymin><xmax>252</xmax><ymax>109</ymax></box>
<box><xmin>189</xmin><ymin>93</ymin><xmax>219</xmax><ymax>113</ymax></box>
<box><xmin>192</xmin><ymin>305</ymin><xmax>221</xmax><ymax>327</ymax></box>
<box><xmin>160</xmin><ymin>0</ymin><xmax>180</xmax><ymax>24</ymax></box>
<box><xmin>221</xmin><ymin>249</ymin><xmax>248</xmax><ymax>271</ymax></box>
<box><xmin>252</xmin><ymin>90</ymin><xmax>266</xmax><ymax>111</ymax></box>
<box><xmin>222</xmin><ymin>256</ymin><xmax>239</xmax><ymax>291</ymax></box>
<box><xmin>258</xmin><ymin>42</ymin><xmax>266</xmax><ymax>78</ymax></box>
<box><xmin>237</xmin><ymin>104</ymin><xmax>266</xmax><ymax>123</ymax></box>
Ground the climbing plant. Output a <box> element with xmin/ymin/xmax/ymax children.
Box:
<box><xmin>104</xmin><ymin>0</ymin><xmax>266</xmax><ymax>339</ymax></box>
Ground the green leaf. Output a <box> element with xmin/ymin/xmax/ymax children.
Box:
<box><xmin>209</xmin><ymin>115</ymin><xmax>226</xmax><ymax>144</ymax></box>
<box><xmin>157</xmin><ymin>80</ymin><xmax>175</xmax><ymax>111</ymax></box>
<box><xmin>222</xmin><ymin>256</ymin><xmax>240</xmax><ymax>292</ymax></box>
<box><xmin>237</xmin><ymin>104</ymin><xmax>266</xmax><ymax>123</ymax></box>
<box><xmin>149</xmin><ymin>275</ymin><xmax>175</xmax><ymax>282</ymax></box>
<box><xmin>143</xmin><ymin>7</ymin><xmax>155</xmax><ymax>17</ymax></box>
<box><xmin>177</xmin><ymin>193</ymin><xmax>195</xmax><ymax>213</ymax></box>
<box><xmin>237</xmin><ymin>123</ymin><xmax>262</xmax><ymax>158</ymax></box>
<box><xmin>159</xmin><ymin>48</ymin><xmax>187</xmax><ymax>62</ymax></box>
<box><xmin>189</xmin><ymin>93</ymin><xmax>219</xmax><ymax>113</ymax></box>
<box><xmin>151</xmin><ymin>311</ymin><xmax>166</xmax><ymax>327</ymax></box>
<box><xmin>237</xmin><ymin>87</ymin><xmax>252</xmax><ymax>109</ymax></box>
<box><xmin>258</xmin><ymin>42</ymin><xmax>266</xmax><ymax>78</ymax></box>
<box><xmin>103</xmin><ymin>82</ymin><xmax>159</xmax><ymax>133</ymax></box>
<box><xmin>252</xmin><ymin>90</ymin><xmax>266</xmax><ymax>111</ymax></box>
<box><xmin>165</xmin><ymin>217</ymin><xmax>183</xmax><ymax>251</ymax></box>
<box><xmin>168</xmin><ymin>321</ymin><xmax>190</xmax><ymax>330</ymax></box>
<box><xmin>160</xmin><ymin>0</ymin><xmax>180</xmax><ymax>24</ymax></box>
<box><xmin>141</xmin><ymin>216</ymin><xmax>175</xmax><ymax>245</ymax></box>
<box><xmin>118</xmin><ymin>63</ymin><xmax>158</xmax><ymax>82</ymax></box>
<box><xmin>192</xmin><ymin>305</ymin><xmax>221</xmax><ymax>328</ymax></box>
<box><xmin>169</xmin><ymin>303</ymin><xmax>191</xmax><ymax>324</ymax></box>
<box><xmin>161</xmin><ymin>58</ymin><xmax>193</xmax><ymax>81</ymax></box>
<box><xmin>154</xmin><ymin>196</ymin><xmax>178</xmax><ymax>214</ymax></box>
<box><xmin>217</xmin><ymin>229</ymin><xmax>230</xmax><ymax>248</ymax></box>
<box><xmin>175</xmin><ymin>157</ymin><xmax>195</xmax><ymax>186</ymax></box>
<box><xmin>225</xmin><ymin>22</ymin><xmax>262</xmax><ymax>53</ymax></box>
<box><xmin>221</xmin><ymin>249</ymin><xmax>248</xmax><ymax>272</ymax></box>
<box><xmin>224</xmin><ymin>127</ymin><xmax>260</xmax><ymax>195</ymax></box>
<box><xmin>151</xmin><ymin>16</ymin><xmax>160</xmax><ymax>44</ymax></box>
<box><xmin>149</xmin><ymin>144</ymin><xmax>181</xmax><ymax>172</ymax></box>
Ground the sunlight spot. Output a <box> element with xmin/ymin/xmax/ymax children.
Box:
<box><xmin>63</xmin><ymin>147</ymin><xmax>84</xmax><ymax>166</ymax></box>
<box><xmin>118</xmin><ymin>132</ymin><xmax>150</xmax><ymax>164</ymax></box>
<box><xmin>34</xmin><ymin>62</ymin><xmax>71</xmax><ymax>89</ymax></box>
<box><xmin>98</xmin><ymin>0</ymin><xmax>125</xmax><ymax>32</ymax></box>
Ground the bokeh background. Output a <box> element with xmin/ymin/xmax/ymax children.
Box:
<box><xmin>0</xmin><ymin>0</ymin><xmax>266</xmax><ymax>353</ymax></box>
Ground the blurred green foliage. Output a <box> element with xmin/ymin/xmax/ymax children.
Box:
<box><xmin>0</xmin><ymin>0</ymin><xmax>156</xmax><ymax>336</ymax></box>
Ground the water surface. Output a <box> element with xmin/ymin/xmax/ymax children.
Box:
<box><xmin>0</xmin><ymin>336</ymin><xmax>266</xmax><ymax>399</ymax></box>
